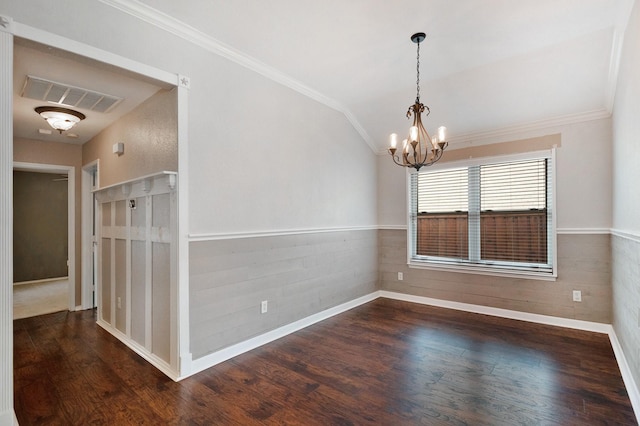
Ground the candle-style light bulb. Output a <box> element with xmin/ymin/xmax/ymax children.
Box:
<box><xmin>437</xmin><ymin>126</ymin><xmax>447</xmax><ymax>142</ymax></box>
<box><xmin>409</xmin><ymin>126</ymin><xmax>418</xmax><ymax>142</ymax></box>
<box><xmin>390</xmin><ymin>133</ymin><xmax>398</xmax><ymax>149</ymax></box>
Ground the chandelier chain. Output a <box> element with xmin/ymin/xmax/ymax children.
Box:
<box><xmin>415</xmin><ymin>40</ymin><xmax>420</xmax><ymax>103</ymax></box>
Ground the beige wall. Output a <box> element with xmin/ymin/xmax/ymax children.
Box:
<box><xmin>13</xmin><ymin>138</ymin><xmax>83</xmax><ymax>304</ymax></box>
<box><xmin>377</xmin><ymin>118</ymin><xmax>613</xmax><ymax>322</ymax></box>
<box><xmin>82</xmin><ymin>88</ymin><xmax>178</xmax><ymax>188</ymax></box>
<box><xmin>380</xmin><ymin>230</ymin><xmax>611</xmax><ymax>323</ymax></box>
<box><xmin>378</xmin><ymin>118</ymin><xmax>612</xmax><ymax>230</ymax></box>
<box><xmin>612</xmin><ymin>0</ymin><xmax>640</xmax><ymax>390</ymax></box>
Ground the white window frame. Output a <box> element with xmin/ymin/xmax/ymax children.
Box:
<box><xmin>406</xmin><ymin>149</ymin><xmax>557</xmax><ymax>281</ymax></box>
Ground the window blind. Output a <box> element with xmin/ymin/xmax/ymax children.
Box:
<box><xmin>409</xmin><ymin>155</ymin><xmax>554</xmax><ymax>275</ymax></box>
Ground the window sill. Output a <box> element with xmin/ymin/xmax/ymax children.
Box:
<box><xmin>408</xmin><ymin>259</ymin><xmax>557</xmax><ymax>282</ymax></box>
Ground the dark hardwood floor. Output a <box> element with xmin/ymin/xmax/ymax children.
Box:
<box><xmin>14</xmin><ymin>298</ymin><xmax>637</xmax><ymax>425</ymax></box>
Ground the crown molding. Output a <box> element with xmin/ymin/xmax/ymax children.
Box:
<box><xmin>449</xmin><ymin>109</ymin><xmax>611</xmax><ymax>146</ymax></box>
<box><xmin>376</xmin><ymin>108</ymin><xmax>612</xmax><ymax>155</ymax></box>
<box><xmin>98</xmin><ymin>0</ymin><xmax>377</xmax><ymax>153</ymax></box>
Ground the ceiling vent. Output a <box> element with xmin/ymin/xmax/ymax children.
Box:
<box><xmin>20</xmin><ymin>75</ymin><xmax>123</xmax><ymax>113</ymax></box>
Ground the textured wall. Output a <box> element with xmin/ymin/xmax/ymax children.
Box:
<box><xmin>612</xmin><ymin>235</ymin><xmax>640</xmax><ymax>386</ymax></box>
<box><xmin>379</xmin><ymin>230</ymin><xmax>611</xmax><ymax>323</ymax></box>
<box><xmin>190</xmin><ymin>229</ymin><xmax>378</xmax><ymax>359</ymax></box>
<box><xmin>82</xmin><ymin>88</ymin><xmax>177</xmax><ymax>188</ymax></box>
<box><xmin>13</xmin><ymin>171</ymin><xmax>68</xmax><ymax>282</ymax></box>
<box><xmin>612</xmin><ymin>0</ymin><xmax>640</xmax><ymax>393</ymax></box>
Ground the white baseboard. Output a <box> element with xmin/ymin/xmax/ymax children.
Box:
<box><xmin>609</xmin><ymin>328</ymin><xmax>640</xmax><ymax>420</ymax></box>
<box><xmin>0</xmin><ymin>409</ymin><xmax>17</xmax><ymax>426</ymax></box>
<box><xmin>12</xmin><ymin>276</ymin><xmax>68</xmax><ymax>286</ymax></box>
<box><xmin>379</xmin><ymin>290</ymin><xmax>611</xmax><ymax>333</ymax></box>
<box><xmin>96</xmin><ymin>319</ymin><xmax>180</xmax><ymax>382</ymax></box>
<box><xmin>187</xmin><ymin>292</ymin><xmax>379</xmax><ymax>379</ymax></box>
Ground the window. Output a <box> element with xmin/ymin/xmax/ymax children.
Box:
<box><xmin>408</xmin><ymin>151</ymin><xmax>555</xmax><ymax>278</ymax></box>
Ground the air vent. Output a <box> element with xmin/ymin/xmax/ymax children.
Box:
<box><xmin>21</xmin><ymin>75</ymin><xmax>123</xmax><ymax>113</ymax></box>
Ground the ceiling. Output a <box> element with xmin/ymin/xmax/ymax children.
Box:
<box><xmin>13</xmin><ymin>0</ymin><xmax>635</xmax><ymax>150</ymax></box>
<box><xmin>131</xmin><ymin>0</ymin><xmax>634</xmax><ymax>151</ymax></box>
<box><xmin>13</xmin><ymin>38</ymin><xmax>167</xmax><ymax>145</ymax></box>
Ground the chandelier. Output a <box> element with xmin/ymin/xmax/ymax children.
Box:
<box><xmin>35</xmin><ymin>106</ymin><xmax>86</xmax><ymax>134</ymax></box>
<box><xmin>388</xmin><ymin>32</ymin><xmax>447</xmax><ymax>171</ymax></box>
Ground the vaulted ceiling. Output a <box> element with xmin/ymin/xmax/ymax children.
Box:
<box><xmin>113</xmin><ymin>0</ymin><xmax>636</xmax><ymax>151</ymax></box>
<box><xmin>13</xmin><ymin>0</ymin><xmax>635</xmax><ymax>151</ymax></box>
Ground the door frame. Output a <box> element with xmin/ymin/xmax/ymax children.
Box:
<box><xmin>13</xmin><ymin>161</ymin><xmax>76</xmax><ymax>312</ymax></box>
<box><xmin>2</xmin><ymin>12</ymin><xmax>191</xmax><ymax>390</ymax></box>
<box><xmin>81</xmin><ymin>159</ymin><xmax>99</xmax><ymax>309</ymax></box>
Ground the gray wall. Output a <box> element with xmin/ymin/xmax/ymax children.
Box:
<box><xmin>380</xmin><ymin>230</ymin><xmax>611</xmax><ymax>323</ymax></box>
<box><xmin>13</xmin><ymin>171</ymin><xmax>67</xmax><ymax>282</ymax></box>
<box><xmin>190</xmin><ymin>229</ymin><xmax>378</xmax><ymax>359</ymax></box>
<box><xmin>612</xmin><ymin>0</ymin><xmax>640</xmax><ymax>390</ymax></box>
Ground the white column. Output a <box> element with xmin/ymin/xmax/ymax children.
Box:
<box><xmin>0</xmin><ymin>15</ymin><xmax>15</xmax><ymax>426</ymax></box>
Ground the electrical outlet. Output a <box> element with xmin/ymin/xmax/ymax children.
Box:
<box><xmin>572</xmin><ymin>290</ymin><xmax>582</xmax><ymax>302</ymax></box>
<box><xmin>117</xmin><ymin>296</ymin><xmax>122</xmax><ymax>309</ymax></box>
<box><xmin>398</xmin><ymin>272</ymin><xmax>403</xmax><ymax>281</ymax></box>
<box><xmin>261</xmin><ymin>300</ymin><xmax>268</xmax><ymax>314</ymax></box>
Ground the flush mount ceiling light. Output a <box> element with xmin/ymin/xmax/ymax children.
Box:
<box><xmin>34</xmin><ymin>106</ymin><xmax>86</xmax><ymax>134</ymax></box>
<box><xmin>388</xmin><ymin>33</ymin><xmax>447</xmax><ymax>171</ymax></box>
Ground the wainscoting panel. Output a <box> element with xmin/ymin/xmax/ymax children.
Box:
<box><xmin>189</xmin><ymin>229</ymin><xmax>378</xmax><ymax>360</ymax></box>
<box><xmin>612</xmin><ymin>232</ymin><xmax>640</xmax><ymax>391</ymax></box>
<box><xmin>95</xmin><ymin>172</ymin><xmax>178</xmax><ymax>377</ymax></box>
<box><xmin>379</xmin><ymin>230</ymin><xmax>611</xmax><ymax>323</ymax></box>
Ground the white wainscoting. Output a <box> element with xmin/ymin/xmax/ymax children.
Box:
<box><xmin>94</xmin><ymin>171</ymin><xmax>179</xmax><ymax>378</ymax></box>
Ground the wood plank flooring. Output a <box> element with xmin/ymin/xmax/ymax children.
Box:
<box><xmin>14</xmin><ymin>298</ymin><xmax>637</xmax><ymax>425</ymax></box>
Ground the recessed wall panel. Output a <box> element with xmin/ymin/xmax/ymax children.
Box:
<box><xmin>115</xmin><ymin>239</ymin><xmax>127</xmax><ymax>333</ymax></box>
<box><xmin>152</xmin><ymin>242</ymin><xmax>171</xmax><ymax>362</ymax></box>
<box><xmin>101</xmin><ymin>238</ymin><xmax>111</xmax><ymax>324</ymax></box>
<box><xmin>131</xmin><ymin>240</ymin><xmax>146</xmax><ymax>345</ymax></box>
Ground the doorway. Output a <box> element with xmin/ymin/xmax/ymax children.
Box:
<box><xmin>13</xmin><ymin>162</ymin><xmax>75</xmax><ymax>318</ymax></box>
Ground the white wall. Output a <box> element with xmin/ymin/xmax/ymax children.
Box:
<box><xmin>1</xmin><ymin>0</ymin><xmax>377</xmax><ymax>236</ymax></box>
<box><xmin>378</xmin><ymin>117</ymin><xmax>613</xmax><ymax>231</ymax></box>
<box><xmin>613</xmin><ymin>1</ymin><xmax>640</xmax><ymax>235</ymax></box>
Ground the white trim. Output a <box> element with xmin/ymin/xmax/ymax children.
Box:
<box><xmin>407</xmin><ymin>260</ymin><xmax>557</xmax><ymax>281</ymax></box>
<box><xmin>177</xmin><ymin>82</ymin><xmax>192</xmax><ymax>376</ymax></box>
<box><xmin>97</xmin><ymin>0</ymin><xmax>376</xmax><ymax>153</ymax></box>
<box><xmin>612</xmin><ymin>229</ymin><xmax>640</xmax><ymax>244</ymax></box>
<box><xmin>448</xmin><ymin>109</ymin><xmax>611</xmax><ymax>147</ymax></box>
<box><xmin>13</xmin><ymin>276</ymin><xmax>68</xmax><ymax>286</ymax></box>
<box><xmin>81</xmin><ymin>160</ymin><xmax>99</xmax><ymax>310</ymax></box>
<box><xmin>186</xmin><ymin>292</ymin><xmax>379</xmax><ymax>379</ymax></box>
<box><xmin>380</xmin><ymin>290</ymin><xmax>611</xmax><ymax>333</ymax></box>
<box><xmin>97</xmin><ymin>319</ymin><xmax>179</xmax><ymax>381</ymax></box>
<box><xmin>14</xmin><ymin>161</ymin><xmax>76</xmax><ymax>312</ymax></box>
<box><xmin>377</xmin><ymin>109</ymin><xmax>612</xmax><ymax>155</ymax></box>
<box><xmin>557</xmin><ymin>227</ymin><xmax>611</xmax><ymax>235</ymax></box>
<box><xmin>189</xmin><ymin>225</ymin><xmax>378</xmax><ymax>242</ymax></box>
<box><xmin>378</xmin><ymin>225</ymin><xmax>407</xmax><ymax>231</ymax></box>
<box><xmin>609</xmin><ymin>328</ymin><xmax>640</xmax><ymax>420</ymax></box>
<box><xmin>92</xmin><ymin>170</ymin><xmax>176</xmax><ymax>192</ymax></box>
<box><xmin>13</xmin><ymin>22</ymin><xmax>176</xmax><ymax>87</ymax></box>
